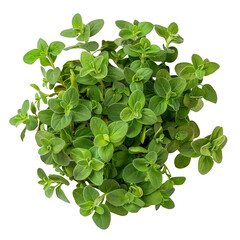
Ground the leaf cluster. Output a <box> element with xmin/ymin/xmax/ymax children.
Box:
<box><xmin>10</xmin><ymin>13</ymin><xmax>227</xmax><ymax>229</ymax></box>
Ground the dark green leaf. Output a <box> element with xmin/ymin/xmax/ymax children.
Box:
<box><xmin>73</xmin><ymin>160</ymin><xmax>92</xmax><ymax>180</ymax></box>
<box><xmin>87</xmin><ymin>19</ymin><xmax>104</xmax><ymax>37</ymax></box>
<box><xmin>149</xmin><ymin>96</ymin><xmax>168</xmax><ymax>115</ymax></box>
<box><xmin>133</xmin><ymin>158</ymin><xmax>148</xmax><ymax>172</ymax></box>
<box><xmin>91</xmin><ymin>159</ymin><xmax>104</xmax><ymax>171</ymax></box>
<box><xmin>191</xmin><ymin>138</ymin><xmax>209</xmax><ymax>155</ymax></box>
<box><xmin>202</xmin><ymin>84</ymin><xmax>217</xmax><ymax>103</ymax></box>
<box><xmin>198</xmin><ymin>156</ymin><xmax>214</xmax><ymax>175</ymax></box>
<box><xmin>45</xmin><ymin>186</ymin><xmax>54</xmax><ymax>198</ymax></box>
<box><xmin>99</xmin><ymin>179</ymin><xmax>120</xmax><ymax>193</ymax></box>
<box><xmin>88</xmin><ymin>169</ymin><xmax>104</xmax><ymax>186</ymax></box>
<box><xmin>112</xmin><ymin>151</ymin><xmax>133</xmax><ymax>167</ymax></box>
<box><xmin>73</xmin><ymin>188</ymin><xmax>85</xmax><ymax>206</ymax></box>
<box><xmin>183</xmin><ymin>93</ymin><xmax>199</xmax><ymax>109</ymax></box>
<box><xmin>83</xmin><ymin>185</ymin><xmax>99</xmax><ymax>202</ymax></box>
<box><xmin>127</xmin><ymin>119</ymin><xmax>142</xmax><ymax>138</ymax></box>
<box><xmin>71</xmin><ymin>148</ymin><xmax>92</xmax><ymax>162</ymax></box>
<box><xmin>92</xmin><ymin>204</ymin><xmax>111</xmax><ymax>230</ymax></box>
<box><xmin>90</xmin><ymin>117</ymin><xmax>109</xmax><ymax>136</ymax></box>
<box><xmin>48</xmin><ymin>174</ymin><xmax>70</xmax><ymax>185</ymax></box>
<box><xmin>23</xmin><ymin>49</ymin><xmax>41</xmax><ymax>64</ymax></box>
<box><xmin>170</xmin><ymin>77</ymin><xmax>186</xmax><ymax>97</ymax></box>
<box><xmin>168</xmin><ymin>22</ymin><xmax>178</xmax><ymax>34</ymax></box>
<box><xmin>128</xmin><ymin>90</ymin><xmax>145</xmax><ymax>109</ymax></box>
<box><xmin>174</xmin><ymin>154</ymin><xmax>191</xmax><ymax>169</ymax></box>
<box><xmin>160</xmin><ymin>191</ymin><xmax>175</xmax><ymax>209</ymax></box>
<box><xmin>123</xmin><ymin>45</ymin><xmax>139</xmax><ymax>57</ymax></box>
<box><xmin>155</xmin><ymin>25</ymin><xmax>169</xmax><ymax>40</ymax></box>
<box><xmin>48</xmin><ymin>41</ymin><xmax>65</xmax><ymax>56</ymax></box>
<box><xmin>30</xmin><ymin>102</ymin><xmax>37</xmax><ymax>115</ymax></box>
<box><xmin>115</xmin><ymin>20</ymin><xmax>133</xmax><ymax>30</ymax></box>
<box><xmin>75</xmin><ymin>128</ymin><xmax>93</xmax><ymax>138</ymax></box>
<box><xmin>47</xmin><ymin>68</ymin><xmax>61</xmax><ymax>85</ymax></box>
<box><xmin>38</xmin><ymin>109</ymin><xmax>53</xmax><ymax>125</ymax></box>
<box><xmin>51</xmin><ymin>113</ymin><xmax>72</xmax><ymax>131</ymax></box>
<box><xmin>52</xmin><ymin>151</ymin><xmax>70</xmax><ymax>166</ymax></box>
<box><xmin>56</xmin><ymin>186</ymin><xmax>70</xmax><ymax>203</ymax></box>
<box><xmin>48</xmin><ymin>99</ymin><xmax>64</xmax><ymax>113</ymax></box>
<box><xmin>60</xmin><ymin>29</ymin><xmax>79</xmax><ymax>38</ymax></box>
<box><xmin>142</xmin><ymin>190</ymin><xmax>163</xmax><ymax>206</ymax></box>
<box><xmin>148</xmin><ymin>167</ymin><xmax>162</xmax><ymax>188</ymax></box>
<box><xmin>179</xmin><ymin>141</ymin><xmax>200</xmax><ymax>157</ymax></box>
<box><xmin>26</xmin><ymin>115</ymin><xmax>38</xmax><ymax>131</ymax></box>
<box><xmin>137</xmin><ymin>22</ymin><xmax>153</xmax><ymax>37</ymax></box>
<box><xmin>79</xmin><ymin>41</ymin><xmax>99</xmax><ymax>51</ymax></box>
<box><xmin>72</xmin><ymin>13</ymin><xmax>83</xmax><ymax>29</ymax></box>
<box><xmin>37</xmin><ymin>38</ymin><xmax>48</xmax><ymax>52</ymax></box>
<box><xmin>98</xmin><ymin>143</ymin><xmax>114</xmax><ymax>162</ymax></box>
<box><xmin>138</xmin><ymin>108</ymin><xmax>157</xmax><ymax>125</ymax></box>
<box><xmin>21</xmin><ymin>100</ymin><xmax>30</xmax><ymax>115</ymax></box>
<box><xmin>120</xmin><ymin>107</ymin><xmax>134</xmax><ymax>122</ymax></box>
<box><xmin>77</xmin><ymin>25</ymin><xmax>90</xmax><ymax>42</ymax></box>
<box><xmin>212</xmin><ymin>148</ymin><xmax>222</xmax><ymax>163</ymax></box>
<box><xmin>192</xmin><ymin>54</ymin><xmax>204</xmax><ymax>69</ymax></box>
<box><xmin>106</xmin><ymin>189</ymin><xmax>129</xmax><ymax>206</ymax></box>
<box><xmin>73</xmin><ymin>137</ymin><xmax>94</xmax><ymax>149</ymax></box>
<box><xmin>154</xmin><ymin>77</ymin><xmax>171</xmax><ymax>98</ymax></box>
<box><xmin>204</xmin><ymin>62</ymin><xmax>220</xmax><ymax>76</ymax></box>
<box><xmin>50</xmin><ymin>137</ymin><xmax>65</xmax><ymax>153</ymax></box>
<box><xmin>170</xmin><ymin>177</ymin><xmax>186</xmax><ymax>185</ymax></box>
<box><xmin>80</xmin><ymin>208</ymin><xmax>93</xmax><ymax>217</ymax></box>
<box><xmin>37</xmin><ymin>168</ymin><xmax>47</xmax><ymax>180</ymax></box>
<box><xmin>107</xmin><ymin>103</ymin><xmax>126</xmax><ymax>121</ymax></box>
<box><xmin>123</xmin><ymin>203</ymin><xmax>141</xmax><ymax>213</ymax></box>
<box><xmin>104</xmin><ymin>66</ymin><xmax>124</xmax><ymax>82</ymax></box>
<box><xmin>122</xmin><ymin>163</ymin><xmax>147</xmax><ymax>183</ymax></box>
<box><xmin>108</xmin><ymin>121</ymin><xmax>128</xmax><ymax>143</ymax></box>
<box><xmin>210</xmin><ymin>126</ymin><xmax>223</xmax><ymax>141</ymax></box>
<box><xmin>165</xmin><ymin>47</ymin><xmax>178</xmax><ymax>63</ymax></box>
<box><xmin>105</xmin><ymin>202</ymin><xmax>128</xmax><ymax>216</ymax></box>
<box><xmin>62</xmin><ymin>88</ymin><xmax>79</xmax><ymax>108</ymax></box>
<box><xmin>71</xmin><ymin>104</ymin><xmax>91</xmax><ymax>122</ymax></box>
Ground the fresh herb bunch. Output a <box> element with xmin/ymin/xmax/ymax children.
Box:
<box><xmin>10</xmin><ymin>13</ymin><xmax>227</xmax><ymax>229</ymax></box>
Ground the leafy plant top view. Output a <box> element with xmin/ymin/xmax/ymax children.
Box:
<box><xmin>10</xmin><ymin>13</ymin><xmax>227</xmax><ymax>229</ymax></box>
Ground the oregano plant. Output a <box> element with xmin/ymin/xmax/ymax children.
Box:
<box><xmin>10</xmin><ymin>13</ymin><xmax>227</xmax><ymax>229</ymax></box>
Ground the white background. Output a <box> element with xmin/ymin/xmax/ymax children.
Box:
<box><xmin>1</xmin><ymin>0</ymin><xmax>239</xmax><ymax>239</ymax></box>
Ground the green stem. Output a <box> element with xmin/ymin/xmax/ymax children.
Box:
<box><xmin>163</xmin><ymin>164</ymin><xmax>172</xmax><ymax>179</ymax></box>
<box><xmin>140</xmin><ymin>127</ymin><xmax>147</xmax><ymax>144</ymax></box>
<box><xmin>48</xmin><ymin>55</ymin><xmax>55</xmax><ymax>69</ymax></box>
<box><xmin>93</xmin><ymin>193</ymin><xmax>106</xmax><ymax>207</ymax></box>
<box><xmin>98</xmin><ymin>79</ymin><xmax>105</xmax><ymax>90</ymax></box>
<box><xmin>36</xmin><ymin>119</ymin><xmax>41</xmax><ymax>132</ymax></box>
<box><xmin>54</xmin><ymin>183</ymin><xmax>61</xmax><ymax>189</ymax></box>
<box><xmin>93</xmin><ymin>48</ymin><xmax>102</xmax><ymax>55</ymax></box>
<box><xmin>154</xmin><ymin>126</ymin><xmax>163</xmax><ymax>138</ymax></box>
<box><xmin>141</xmin><ymin>54</ymin><xmax>145</xmax><ymax>64</ymax></box>
<box><xmin>70</xmin><ymin>69</ymin><xmax>79</xmax><ymax>92</ymax></box>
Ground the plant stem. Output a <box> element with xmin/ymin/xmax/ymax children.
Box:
<box><xmin>70</xmin><ymin>69</ymin><xmax>79</xmax><ymax>92</ymax></box>
<box><xmin>98</xmin><ymin>79</ymin><xmax>105</xmax><ymax>89</ymax></box>
<box><xmin>48</xmin><ymin>55</ymin><xmax>56</xmax><ymax>69</ymax></box>
<box><xmin>141</xmin><ymin>54</ymin><xmax>145</xmax><ymax>64</ymax></box>
<box><xmin>93</xmin><ymin>48</ymin><xmax>102</xmax><ymax>55</ymax></box>
<box><xmin>163</xmin><ymin>164</ymin><xmax>172</xmax><ymax>179</ymax></box>
<box><xmin>94</xmin><ymin>193</ymin><xmax>106</xmax><ymax>206</ymax></box>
